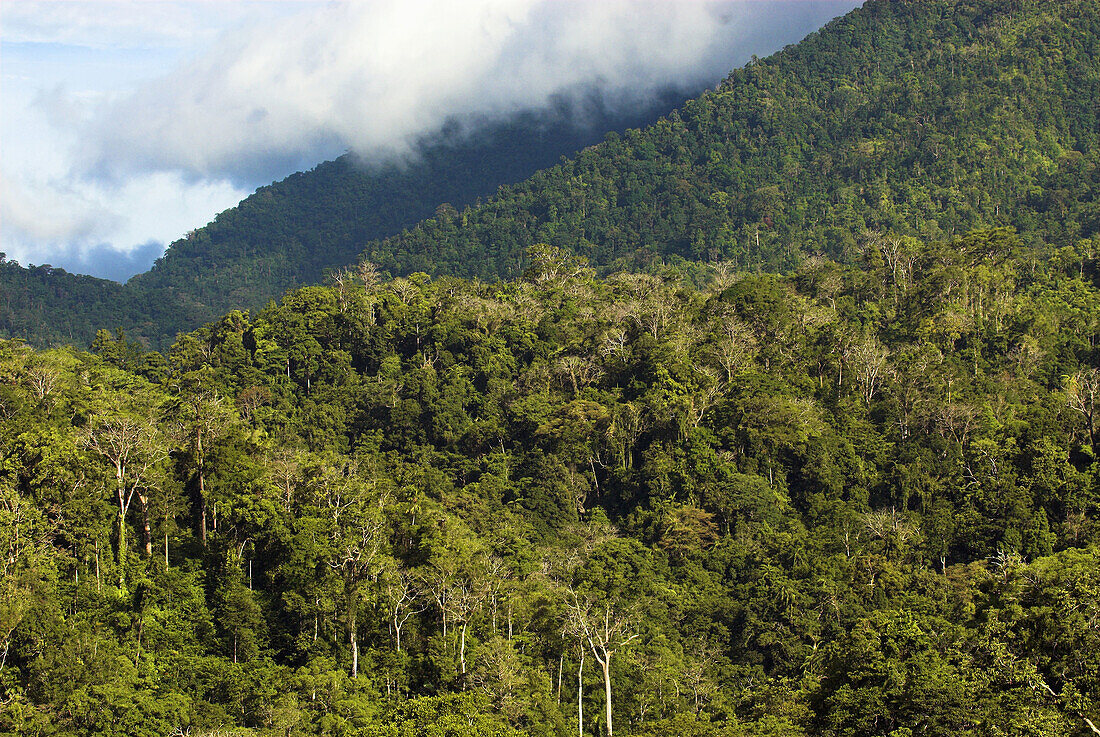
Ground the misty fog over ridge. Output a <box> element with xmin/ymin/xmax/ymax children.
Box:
<box><xmin>1</xmin><ymin>0</ymin><xmax>862</xmax><ymax>281</ymax></box>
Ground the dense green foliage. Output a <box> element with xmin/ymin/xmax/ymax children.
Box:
<box><xmin>3</xmin><ymin>232</ymin><xmax>1099</xmax><ymax>735</ymax></box>
<box><xmin>363</xmin><ymin>0</ymin><xmax>1100</xmax><ymax>279</ymax></box>
<box><xmin>0</xmin><ymin>262</ymin><xmax>135</xmax><ymax>348</ymax></box>
<box><xmin>3</xmin><ymin>2</ymin><xmax>1100</xmax><ymax>731</ymax></box>
<box><xmin>0</xmin><ymin>95</ymin><xmax>686</xmax><ymax>349</ymax></box>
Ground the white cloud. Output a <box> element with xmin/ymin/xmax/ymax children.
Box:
<box><xmin>2</xmin><ymin>167</ymin><xmax>247</xmax><ymax>267</ymax></box>
<box><xmin>0</xmin><ymin>1</ymin><xmax>311</xmax><ymax>50</ymax></box>
<box><xmin>1</xmin><ymin>0</ymin><xmax>862</xmax><ymax>279</ymax></box>
<box><xmin>78</xmin><ymin>0</ymin><xmax>861</xmax><ymax>184</ymax></box>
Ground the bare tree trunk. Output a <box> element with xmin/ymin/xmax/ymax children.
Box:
<box><xmin>460</xmin><ymin>621</ymin><xmax>468</xmax><ymax>676</ymax></box>
<box><xmin>601</xmin><ymin>655</ymin><xmax>613</xmax><ymax>737</ymax></box>
<box><xmin>578</xmin><ymin>652</ymin><xmax>585</xmax><ymax>737</ymax></box>
<box><xmin>557</xmin><ymin>652</ymin><xmax>564</xmax><ymax>704</ymax></box>
<box><xmin>116</xmin><ymin>508</ymin><xmax>127</xmax><ymax>588</ymax></box>
<box><xmin>138</xmin><ymin>493</ymin><xmax>153</xmax><ymax>558</ymax></box>
<box><xmin>349</xmin><ymin>606</ymin><xmax>359</xmax><ymax>679</ymax></box>
<box><xmin>351</xmin><ymin>632</ymin><xmax>358</xmax><ymax>679</ymax></box>
<box><xmin>198</xmin><ymin>470</ymin><xmax>208</xmax><ymax>545</ymax></box>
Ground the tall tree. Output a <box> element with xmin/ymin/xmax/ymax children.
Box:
<box><xmin>81</xmin><ymin>411</ymin><xmax>166</xmax><ymax>586</ymax></box>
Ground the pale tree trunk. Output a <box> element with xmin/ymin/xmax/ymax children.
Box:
<box><xmin>348</xmin><ymin>598</ymin><xmax>359</xmax><ymax>679</ymax></box>
<box><xmin>569</xmin><ymin>595</ymin><xmax>638</xmax><ymax>737</ymax></box>
<box><xmin>116</xmin><ymin>508</ymin><xmax>127</xmax><ymax>587</ymax></box>
<box><xmin>164</xmin><ymin>507</ymin><xmax>170</xmax><ymax>569</ymax></box>
<box><xmin>351</xmin><ymin>629</ymin><xmax>358</xmax><ymax>679</ymax></box>
<box><xmin>595</xmin><ymin>650</ymin><xmax>613</xmax><ymax>737</ymax></box>
<box><xmin>114</xmin><ymin>467</ymin><xmax>128</xmax><ymax>587</ymax></box>
<box><xmin>198</xmin><ymin>447</ymin><xmax>208</xmax><ymax>546</ymax></box>
<box><xmin>557</xmin><ymin>652</ymin><xmax>564</xmax><ymax>704</ymax></box>
<box><xmin>459</xmin><ymin>620</ymin><xmax>468</xmax><ymax>680</ymax></box>
<box><xmin>603</xmin><ymin>656</ymin><xmax>613</xmax><ymax>737</ymax></box>
<box><xmin>138</xmin><ymin>492</ymin><xmax>153</xmax><ymax>558</ymax></box>
<box><xmin>577</xmin><ymin>651</ymin><xmax>585</xmax><ymax>737</ymax></box>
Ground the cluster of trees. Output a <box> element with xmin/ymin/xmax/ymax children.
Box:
<box><xmin>2</xmin><ymin>232</ymin><xmax>1098</xmax><ymax>735</ymax></box>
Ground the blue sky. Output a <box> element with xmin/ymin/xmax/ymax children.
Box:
<box><xmin>1</xmin><ymin>0</ymin><xmax>862</xmax><ymax>282</ymax></box>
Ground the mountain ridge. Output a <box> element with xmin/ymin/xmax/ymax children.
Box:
<box><xmin>3</xmin><ymin>0</ymin><xmax>1099</xmax><ymax>350</ymax></box>
<box><xmin>0</xmin><ymin>91</ymin><xmax>696</xmax><ymax>348</ymax></box>
<box><xmin>356</xmin><ymin>0</ymin><xmax>1099</xmax><ymax>281</ymax></box>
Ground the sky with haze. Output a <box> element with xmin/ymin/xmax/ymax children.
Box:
<box><xmin>1</xmin><ymin>0</ymin><xmax>862</xmax><ymax>282</ymax></box>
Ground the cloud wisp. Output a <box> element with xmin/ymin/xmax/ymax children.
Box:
<box><xmin>79</xmin><ymin>0</ymin><xmax>860</xmax><ymax>185</ymax></box>
<box><xmin>2</xmin><ymin>0</ymin><xmax>862</xmax><ymax>279</ymax></box>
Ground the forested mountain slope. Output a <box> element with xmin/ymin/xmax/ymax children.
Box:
<box><xmin>363</xmin><ymin>0</ymin><xmax>1100</xmax><ymax>278</ymax></box>
<box><xmin>0</xmin><ymin>260</ymin><xmax>133</xmax><ymax>346</ymax></box>
<box><xmin>2</xmin><ymin>229</ymin><xmax>1098</xmax><ymax>735</ymax></box>
<box><xmin>0</xmin><ymin>94</ymin><xmax>687</xmax><ymax>348</ymax></box>
<box><xmin>6</xmin><ymin>0</ymin><xmax>1100</xmax><ymax>350</ymax></box>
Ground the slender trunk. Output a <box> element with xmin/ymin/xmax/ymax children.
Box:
<box><xmin>459</xmin><ymin>620</ymin><xmax>468</xmax><ymax>679</ymax></box>
<box><xmin>351</xmin><ymin>631</ymin><xmax>358</xmax><ymax>679</ymax></box>
<box><xmin>114</xmin><ymin>466</ymin><xmax>128</xmax><ymax>587</ymax></box>
<box><xmin>577</xmin><ymin>651</ymin><xmax>585</xmax><ymax>737</ymax></box>
<box><xmin>557</xmin><ymin>651</ymin><xmax>564</xmax><ymax>704</ymax></box>
<box><xmin>198</xmin><ymin>470</ymin><xmax>208</xmax><ymax>545</ymax></box>
<box><xmin>116</xmin><ymin>508</ymin><xmax>127</xmax><ymax>588</ymax></box>
<box><xmin>197</xmin><ymin>427</ymin><xmax>208</xmax><ymax>546</ymax></box>
<box><xmin>394</xmin><ymin>617</ymin><xmax>402</xmax><ymax>653</ymax></box>
<box><xmin>601</xmin><ymin>654</ymin><xmax>613</xmax><ymax>737</ymax></box>
<box><xmin>349</xmin><ymin>601</ymin><xmax>359</xmax><ymax>679</ymax></box>
<box><xmin>139</xmin><ymin>493</ymin><xmax>152</xmax><ymax>558</ymax></box>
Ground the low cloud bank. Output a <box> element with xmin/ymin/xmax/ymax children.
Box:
<box><xmin>3</xmin><ymin>0</ymin><xmax>861</xmax><ymax>279</ymax></box>
<box><xmin>78</xmin><ymin>0</ymin><xmax>860</xmax><ymax>186</ymax></box>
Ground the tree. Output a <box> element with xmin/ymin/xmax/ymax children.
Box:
<box><xmin>567</xmin><ymin>590</ymin><xmax>640</xmax><ymax>737</ymax></box>
<box><xmin>81</xmin><ymin>412</ymin><xmax>167</xmax><ymax>586</ymax></box>
<box><xmin>382</xmin><ymin>564</ymin><xmax>427</xmax><ymax>653</ymax></box>
<box><xmin>168</xmin><ymin>386</ymin><xmax>236</xmax><ymax>545</ymax></box>
<box><xmin>315</xmin><ymin>458</ymin><xmax>389</xmax><ymax>678</ymax></box>
<box><xmin>1066</xmin><ymin>368</ymin><xmax>1100</xmax><ymax>454</ymax></box>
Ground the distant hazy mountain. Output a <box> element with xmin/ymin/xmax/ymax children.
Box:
<box><xmin>0</xmin><ymin>92</ymin><xmax>692</xmax><ymax>348</ymax></box>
